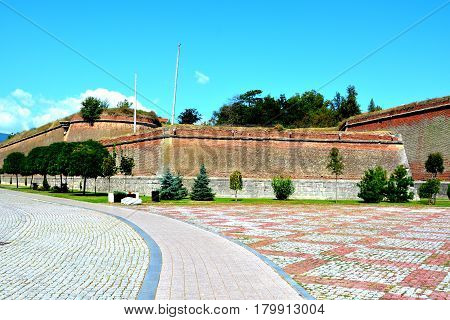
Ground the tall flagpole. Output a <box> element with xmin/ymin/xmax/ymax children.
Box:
<box><xmin>134</xmin><ymin>73</ymin><xmax>137</xmax><ymax>134</ymax></box>
<box><xmin>171</xmin><ymin>43</ymin><xmax>181</xmax><ymax>125</ymax></box>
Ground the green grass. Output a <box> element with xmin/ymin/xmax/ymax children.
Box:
<box><xmin>0</xmin><ymin>184</ymin><xmax>150</xmax><ymax>204</ymax></box>
<box><xmin>1</xmin><ymin>184</ymin><xmax>448</xmax><ymax>207</ymax></box>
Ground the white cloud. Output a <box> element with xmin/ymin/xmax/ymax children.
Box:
<box><xmin>194</xmin><ymin>71</ymin><xmax>210</xmax><ymax>84</ymax></box>
<box><xmin>0</xmin><ymin>88</ymin><xmax>157</xmax><ymax>134</ymax></box>
<box><xmin>11</xmin><ymin>88</ymin><xmax>34</xmax><ymax>107</ymax></box>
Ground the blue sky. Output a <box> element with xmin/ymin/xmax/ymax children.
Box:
<box><xmin>0</xmin><ymin>0</ymin><xmax>449</xmax><ymax>133</ymax></box>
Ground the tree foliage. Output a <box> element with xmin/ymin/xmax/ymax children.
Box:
<box><xmin>117</xmin><ymin>99</ymin><xmax>133</xmax><ymax>109</ymax></box>
<box><xmin>159</xmin><ymin>169</ymin><xmax>188</xmax><ymax>200</ymax></box>
<box><xmin>190</xmin><ymin>164</ymin><xmax>215</xmax><ymax>201</ymax></box>
<box><xmin>425</xmin><ymin>153</ymin><xmax>444</xmax><ymax>178</ymax></box>
<box><xmin>229</xmin><ymin>170</ymin><xmax>243</xmax><ymax>201</ymax></box>
<box><xmin>418</xmin><ymin>179</ymin><xmax>441</xmax><ymax>205</ymax></box>
<box><xmin>80</xmin><ymin>96</ymin><xmax>109</xmax><ymax>126</ymax></box>
<box><xmin>271</xmin><ymin>176</ymin><xmax>295</xmax><ymax>200</ymax></box>
<box><xmin>326</xmin><ymin>147</ymin><xmax>344</xmax><ymax>203</ymax></box>
<box><xmin>3</xmin><ymin>152</ymin><xmax>25</xmax><ymax>188</ymax></box>
<box><xmin>178</xmin><ymin>108</ymin><xmax>202</xmax><ymax>124</ymax></box>
<box><xmin>102</xmin><ymin>150</ymin><xmax>118</xmax><ymax>192</ymax></box>
<box><xmin>211</xmin><ymin>85</ymin><xmax>362</xmax><ymax>128</ymax></box>
<box><xmin>357</xmin><ymin>166</ymin><xmax>387</xmax><ymax>203</ymax></box>
<box><xmin>385</xmin><ymin>165</ymin><xmax>414</xmax><ymax>202</ymax></box>
<box><xmin>367</xmin><ymin>98</ymin><xmax>382</xmax><ymax>112</ymax></box>
<box><xmin>69</xmin><ymin>140</ymin><xmax>108</xmax><ymax>194</ymax></box>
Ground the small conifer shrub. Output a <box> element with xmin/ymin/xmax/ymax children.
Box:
<box><xmin>190</xmin><ymin>165</ymin><xmax>215</xmax><ymax>201</ymax></box>
<box><xmin>357</xmin><ymin>166</ymin><xmax>387</xmax><ymax>203</ymax></box>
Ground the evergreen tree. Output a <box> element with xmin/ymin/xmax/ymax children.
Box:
<box><xmin>172</xmin><ymin>175</ymin><xmax>188</xmax><ymax>199</ymax></box>
<box><xmin>159</xmin><ymin>169</ymin><xmax>188</xmax><ymax>200</ymax></box>
<box><xmin>338</xmin><ymin>85</ymin><xmax>361</xmax><ymax>120</ymax></box>
<box><xmin>368</xmin><ymin>98</ymin><xmax>382</xmax><ymax>112</ymax></box>
<box><xmin>386</xmin><ymin>165</ymin><xmax>414</xmax><ymax>202</ymax></box>
<box><xmin>190</xmin><ymin>164</ymin><xmax>215</xmax><ymax>201</ymax></box>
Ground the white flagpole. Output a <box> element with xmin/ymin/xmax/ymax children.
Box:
<box><xmin>171</xmin><ymin>43</ymin><xmax>181</xmax><ymax>125</ymax></box>
<box><xmin>134</xmin><ymin>73</ymin><xmax>137</xmax><ymax>134</ymax></box>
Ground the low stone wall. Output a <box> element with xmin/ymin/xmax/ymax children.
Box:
<box><xmin>4</xmin><ymin>175</ymin><xmax>447</xmax><ymax>200</ymax></box>
<box><xmin>3</xmin><ymin>175</ymin><xmax>438</xmax><ymax>200</ymax></box>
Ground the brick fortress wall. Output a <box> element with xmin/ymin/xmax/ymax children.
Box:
<box><xmin>341</xmin><ymin>96</ymin><xmax>449</xmax><ymax>181</ymax></box>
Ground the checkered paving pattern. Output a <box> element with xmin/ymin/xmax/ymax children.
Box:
<box><xmin>155</xmin><ymin>205</ymin><xmax>450</xmax><ymax>300</ymax></box>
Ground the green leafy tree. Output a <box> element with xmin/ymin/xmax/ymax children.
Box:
<box><xmin>159</xmin><ymin>169</ymin><xmax>188</xmax><ymax>200</ymax></box>
<box><xmin>101</xmin><ymin>150</ymin><xmax>118</xmax><ymax>192</ymax></box>
<box><xmin>27</xmin><ymin>146</ymin><xmax>51</xmax><ymax>189</ymax></box>
<box><xmin>119</xmin><ymin>154</ymin><xmax>135</xmax><ymax>191</ymax></box>
<box><xmin>47</xmin><ymin>142</ymin><xmax>66</xmax><ymax>187</ymax></box>
<box><xmin>447</xmin><ymin>185</ymin><xmax>450</xmax><ymax>200</ymax></box>
<box><xmin>271</xmin><ymin>176</ymin><xmax>295</xmax><ymax>200</ymax></box>
<box><xmin>368</xmin><ymin>98</ymin><xmax>382</xmax><ymax>112</ymax></box>
<box><xmin>20</xmin><ymin>156</ymin><xmax>32</xmax><ymax>187</ymax></box>
<box><xmin>418</xmin><ymin>179</ymin><xmax>441</xmax><ymax>205</ymax></box>
<box><xmin>386</xmin><ymin>165</ymin><xmax>414</xmax><ymax>202</ymax></box>
<box><xmin>337</xmin><ymin>85</ymin><xmax>361</xmax><ymax>120</ymax></box>
<box><xmin>117</xmin><ymin>99</ymin><xmax>133</xmax><ymax>109</ymax></box>
<box><xmin>80</xmin><ymin>96</ymin><xmax>109</xmax><ymax>126</ymax></box>
<box><xmin>190</xmin><ymin>164</ymin><xmax>215</xmax><ymax>201</ymax></box>
<box><xmin>178</xmin><ymin>108</ymin><xmax>202</xmax><ymax>124</ymax></box>
<box><xmin>229</xmin><ymin>170</ymin><xmax>243</xmax><ymax>201</ymax></box>
<box><xmin>357</xmin><ymin>166</ymin><xmax>388</xmax><ymax>203</ymax></box>
<box><xmin>69</xmin><ymin>140</ymin><xmax>108</xmax><ymax>194</ymax></box>
<box><xmin>326</xmin><ymin>148</ymin><xmax>344</xmax><ymax>203</ymax></box>
<box><xmin>425</xmin><ymin>153</ymin><xmax>444</xmax><ymax>178</ymax></box>
<box><xmin>3</xmin><ymin>152</ymin><xmax>25</xmax><ymax>188</ymax></box>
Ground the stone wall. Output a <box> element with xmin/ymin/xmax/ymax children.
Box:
<box><xmin>341</xmin><ymin>96</ymin><xmax>449</xmax><ymax>181</ymax></box>
<box><xmin>104</xmin><ymin>127</ymin><xmax>408</xmax><ymax>180</ymax></box>
<box><xmin>5</xmin><ymin>175</ymin><xmax>448</xmax><ymax>199</ymax></box>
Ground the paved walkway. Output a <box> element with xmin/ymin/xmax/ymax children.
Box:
<box><xmin>0</xmin><ymin>190</ymin><xmax>302</xmax><ymax>300</ymax></box>
<box><xmin>0</xmin><ymin>191</ymin><xmax>149</xmax><ymax>300</ymax></box>
<box><xmin>153</xmin><ymin>205</ymin><xmax>450</xmax><ymax>300</ymax></box>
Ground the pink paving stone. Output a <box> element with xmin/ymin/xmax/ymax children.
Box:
<box><xmin>400</xmin><ymin>269</ymin><xmax>447</xmax><ymax>289</ymax></box>
<box><xmin>149</xmin><ymin>204</ymin><xmax>450</xmax><ymax>300</ymax></box>
<box><xmin>381</xmin><ymin>293</ymin><xmax>425</xmax><ymax>300</ymax></box>
<box><xmin>425</xmin><ymin>254</ymin><xmax>450</xmax><ymax>266</ymax></box>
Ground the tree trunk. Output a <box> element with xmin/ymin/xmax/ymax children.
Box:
<box><xmin>108</xmin><ymin>177</ymin><xmax>111</xmax><ymax>193</ymax></box>
<box><xmin>25</xmin><ymin>177</ymin><xmax>27</xmax><ymax>186</ymax></box>
<box><xmin>124</xmin><ymin>176</ymin><xmax>127</xmax><ymax>192</ymax></box>
<box><xmin>94</xmin><ymin>178</ymin><xmax>97</xmax><ymax>194</ymax></box>
<box><xmin>83</xmin><ymin>177</ymin><xmax>87</xmax><ymax>195</ymax></box>
<box><xmin>235</xmin><ymin>190</ymin><xmax>238</xmax><ymax>202</ymax></box>
<box><xmin>16</xmin><ymin>174</ymin><xmax>19</xmax><ymax>188</ymax></box>
<box><xmin>30</xmin><ymin>175</ymin><xmax>34</xmax><ymax>188</ymax></box>
<box><xmin>335</xmin><ymin>174</ymin><xmax>338</xmax><ymax>203</ymax></box>
<box><xmin>60</xmin><ymin>174</ymin><xmax>63</xmax><ymax>187</ymax></box>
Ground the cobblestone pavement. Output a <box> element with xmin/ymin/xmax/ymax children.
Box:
<box><xmin>0</xmin><ymin>192</ymin><xmax>149</xmax><ymax>300</ymax></box>
<box><xmin>154</xmin><ymin>205</ymin><xmax>450</xmax><ymax>300</ymax></box>
<box><xmin>0</xmin><ymin>190</ymin><xmax>302</xmax><ymax>300</ymax></box>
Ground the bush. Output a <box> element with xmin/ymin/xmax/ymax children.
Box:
<box><xmin>190</xmin><ymin>165</ymin><xmax>215</xmax><ymax>201</ymax></box>
<box><xmin>50</xmin><ymin>183</ymin><xmax>69</xmax><ymax>193</ymax></box>
<box><xmin>418</xmin><ymin>179</ymin><xmax>441</xmax><ymax>205</ymax></box>
<box><xmin>357</xmin><ymin>166</ymin><xmax>387</xmax><ymax>203</ymax></box>
<box><xmin>159</xmin><ymin>169</ymin><xmax>188</xmax><ymax>200</ymax></box>
<box><xmin>271</xmin><ymin>176</ymin><xmax>295</xmax><ymax>200</ymax></box>
<box><xmin>385</xmin><ymin>165</ymin><xmax>414</xmax><ymax>202</ymax></box>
